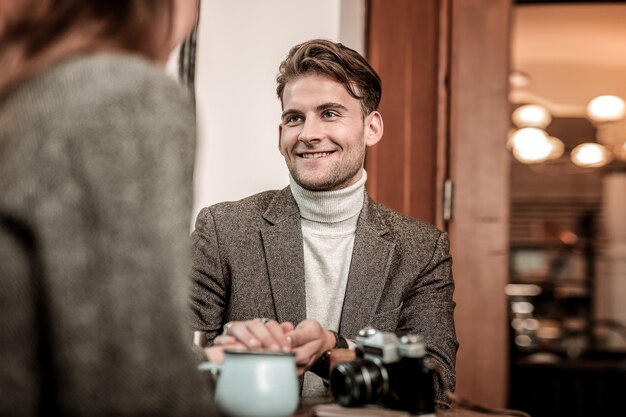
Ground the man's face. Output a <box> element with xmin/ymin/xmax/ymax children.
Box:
<box><xmin>278</xmin><ymin>74</ymin><xmax>383</xmax><ymax>191</ymax></box>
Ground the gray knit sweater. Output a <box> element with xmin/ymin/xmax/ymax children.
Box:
<box><xmin>0</xmin><ymin>54</ymin><xmax>212</xmax><ymax>415</ymax></box>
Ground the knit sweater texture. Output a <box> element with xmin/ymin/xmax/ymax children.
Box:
<box><xmin>0</xmin><ymin>54</ymin><xmax>212</xmax><ymax>415</ymax></box>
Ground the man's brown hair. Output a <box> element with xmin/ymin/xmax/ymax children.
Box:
<box><xmin>276</xmin><ymin>39</ymin><xmax>382</xmax><ymax>117</ymax></box>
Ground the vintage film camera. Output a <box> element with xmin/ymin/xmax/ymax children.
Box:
<box><xmin>330</xmin><ymin>327</ymin><xmax>435</xmax><ymax>415</ymax></box>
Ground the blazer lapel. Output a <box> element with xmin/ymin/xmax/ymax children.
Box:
<box><xmin>339</xmin><ymin>194</ymin><xmax>396</xmax><ymax>338</ymax></box>
<box><xmin>260</xmin><ymin>188</ymin><xmax>307</xmax><ymax>325</ymax></box>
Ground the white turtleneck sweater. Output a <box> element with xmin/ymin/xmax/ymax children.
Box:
<box><xmin>289</xmin><ymin>169</ymin><xmax>367</xmax><ymax>396</ymax></box>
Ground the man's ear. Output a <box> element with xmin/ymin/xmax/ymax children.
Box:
<box><xmin>278</xmin><ymin>124</ymin><xmax>285</xmax><ymax>155</ymax></box>
<box><xmin>364</xmin><ymin>111</ymin><xmax>383</xmax><ymax>147</ymax></box>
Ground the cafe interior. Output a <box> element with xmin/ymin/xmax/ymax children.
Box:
<box><xmin>180</xmin><ymin>0</ymin><xmax>626</xmax><ymax>416</ymax></box>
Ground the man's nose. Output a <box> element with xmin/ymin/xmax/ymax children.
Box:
<box><xmin>298</xmin><ymin>119</ymin><xmax>323</xmax><ymax>145</ymax></box>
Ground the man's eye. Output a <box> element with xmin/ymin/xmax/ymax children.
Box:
<box><xmin>322</xmin><ymin>111</ymin><xmax>339</xmax><ymax>119</ymax></box>
<box><xmin>285</xmin><ymin>115</ymin><xmax>302</xmax><ymax>124</ymax></box>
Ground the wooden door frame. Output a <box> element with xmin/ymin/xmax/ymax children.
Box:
<box><xmin>367</xmin><ymin>0</ymin><xmax>512</xmax><ymax>408</ymax></box>
<box><xmin>447</xmin><ymin>0</ymin><xmax>512</xmax><ymax>408</ymax></box>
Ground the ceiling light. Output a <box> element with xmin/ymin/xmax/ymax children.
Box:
<box><xmin>512</xmin><ymin>104</ymin><xmax>552</xmax><ymax>129</ymax></box>
<box><xmin>547</xmin><ymin>136</ymin><xmax>565</xmax><ymax>160</ymax></box>
<box><xmin>510</xmin><ymin>128</ymin><xmax>553</xmax><ymax>163</ymax></box>
<box><xmin>570</xmin><ymin>143</ymin><xmax>612</xmax><ymax>168</ymax></box>
<box><xmin>509</xmin><ymin>95</ymin><xmax>625</xmax><ymax>169</ymax></box>
<box><xmin>586</xmin><ymin>95</ymin><xmax>626</xmax><ymax>123</ymax></box>
<box><xmin>509</xmin><ymin>71</ymin><xmax>530</xmax><ymax>89</ymax></box>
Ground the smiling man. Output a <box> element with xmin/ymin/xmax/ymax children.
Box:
<box><xmin>190</xmin><ymin>39</ymin><xmax>458</xmax><ymax>402</ymax></box>
<box><xmin>278</xmin><ymin>73</ymin><xmax>382</xmax><ymax>191</ymax></box>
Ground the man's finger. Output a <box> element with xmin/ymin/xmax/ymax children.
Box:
<box><xmin>286</xmin><ymin>320</ymin><xmax>321</xmax><ymax>348</ymax></box>
<box><xmin>280</xmin><ymin>321</ymin><xmax>295</xmax><ymax>333</ymax></box>
<box><xmin>204</xmin><ymin>346</ymin><xmax>225</xmax><ymax>363</ymax></box>
<box><xmin>264</xmin><ymin>320</ymin><xmax>292</xmax><ymax>352</ymax></box>
<box><xmin>213</xmin><ymin>334</ymin><xmax>239</xmax><ymax>345</ymax></box>
<box><xmin>247</xmin><ymin>319</ymin><xmax>285</xmax><ymax>351</ymax></box>
<box><xmin>292</xmin><ymin>341</ymin><xmax>323</xmax><ymax>368</ymax></box>
<box><xmin>226</xmin><ymin>321</ymin><xmax>261</xmax><ymax>349</ymax></box>
<box><xmin>296</xmin><ymin>364</ymin><xmax>307</xmax><ymax>377</ymax></box>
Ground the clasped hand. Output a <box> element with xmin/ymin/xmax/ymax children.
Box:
<box><xmin>204</xmin><ymin>318</ymin><xmax>335</xmax><ymax>376</ymax></box>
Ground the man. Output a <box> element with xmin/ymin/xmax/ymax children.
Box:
<box><xmin>190</xmin><ymin>39</ymin><xmax>458</xmax><ymax>401</ymax></box>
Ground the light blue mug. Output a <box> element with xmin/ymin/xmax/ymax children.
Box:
<box><xmin>198</xmin><ymin>350</ymin><xmax>299</xmax><ymax>417</ymax></box>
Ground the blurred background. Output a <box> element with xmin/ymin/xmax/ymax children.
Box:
<box><xmin>507</xmin><ymin>2</ymin><xmax>626</xmax><ymax>416</ymax></box>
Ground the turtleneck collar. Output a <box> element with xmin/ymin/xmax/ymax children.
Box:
<box><xmin>289</xmin><ymin>169</ymin><xmax>367</xmax><ymax>224</ymax></box>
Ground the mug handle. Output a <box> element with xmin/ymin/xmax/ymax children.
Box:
<box><xmin>198</xmin><ymin>361</ymin><xmax>221</xmax><ymax>373</ymax></box>
<box><xmin>198</xmin><ymin>361</ymin><xmax>221</xmax><ymax>386</ymax></box>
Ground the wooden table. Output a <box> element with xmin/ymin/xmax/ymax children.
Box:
<box><xmin>202</xmin><ymin>381</ymin><xmax>524</xmax><ymax>417</ymax></box>
<box><xmin>293</xmin><ymin>397</ymin><xmax>523</xmax><ymax>417</ymax></box>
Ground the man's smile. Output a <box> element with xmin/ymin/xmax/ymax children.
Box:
<box><xmin>297</xmin><ymin>151</ymin><xmax>336</xmax><ymax>159</ymax></box>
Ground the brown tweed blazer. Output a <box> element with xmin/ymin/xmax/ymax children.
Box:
<box><xmin>190</xmin><ymin>186</ymin><xmax>458</xmax><ymax>398</ymax></box>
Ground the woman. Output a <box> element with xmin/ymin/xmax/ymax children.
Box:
<box><xmin>0</xmin><ymin>1</ymin><xmax>212</xmax><ymax>415</ymax></box>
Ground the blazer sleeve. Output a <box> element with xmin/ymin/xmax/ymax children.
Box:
<box><xmin>189</xmin><ymin>207</ymin><xmax>228</xmax><ymax>344</ymax></box>
<box><xmin>398</xmin><ymin>231</ymin><xmax>458</xmax><ymax>403</ymax></box>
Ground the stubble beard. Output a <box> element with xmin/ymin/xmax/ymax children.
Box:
<box><xmin>288</xmin><ymin>143</ymin><xmax>366</xmax><ymax>192</ymax></box>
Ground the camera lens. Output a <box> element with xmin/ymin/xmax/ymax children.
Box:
<box><xmin>330</xmin><ymin>359</ymin><xmax>388</xmax><ymax>407</ymax></box>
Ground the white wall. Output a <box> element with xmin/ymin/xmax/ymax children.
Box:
<box><xmin>191</xmin><ymin>0</ymin><xmax>365</xmax><ymax>221</ymax></box>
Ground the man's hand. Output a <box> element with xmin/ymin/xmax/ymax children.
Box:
<box><xmin>285</xmin><ymin>319</ymin><xmax>336</xmax><ymax>376</ymax></box>
<box><xmin>209</xmin><ymin>318</ymin><xmax>294</xmax><ymax>358</ymax></box>
<box><xmin>204</xmin><ymin>334</ymin><xmax>246</xmax><ymax>363</ymax></box>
